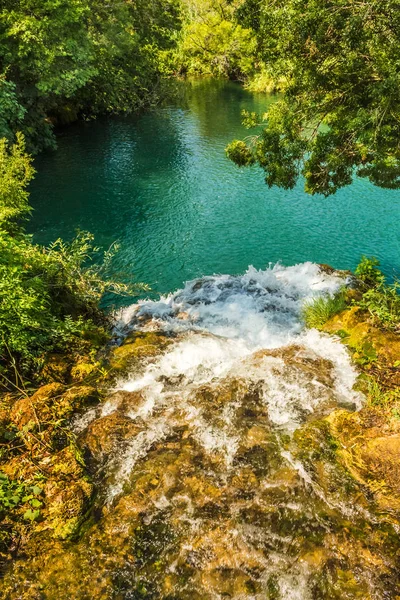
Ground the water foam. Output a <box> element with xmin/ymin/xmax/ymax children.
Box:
<box><xmin>79</xmin><ymin>263</ymin><xmax>371</xmax><ymax>599</ymax></box>
<box><xmin>114</xmin><ymin>262</ymin><xmax>360</xmax><ymax>430</ymax></box>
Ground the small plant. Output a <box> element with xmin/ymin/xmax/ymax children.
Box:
<box><xmin>354</xmin><ymin>257</ymin><xmax>400</xmax><ymax>330</ymax></box>
<box><xmin>0</xmin><ymin>472</ymin><xmax>43</xmax><ymax>520</ymax></box>
<box><xmin>358</xmin><ymin>282</ymin><xmax>400</xmax><ymax>330</ymax></box>
<box><xmin>355</xmin><ymin>256</ymin><xmax>385</xmax><ymax>287</ymax></box>
<box><xmin>302</xmin><ymin>290</ymin><xmax>347</xmax><ymax>329</ymax></box>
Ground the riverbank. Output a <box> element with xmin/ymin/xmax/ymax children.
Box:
<box><xmin>1</xmin><ymin>261</ymin><xmax>400</xmax><ymax>598</ymax></box>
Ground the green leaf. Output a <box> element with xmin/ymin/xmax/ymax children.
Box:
<box><xmin>23</xmin><ymin>508</ymin><xmax>40</xmax><ymax>521</ymax></box>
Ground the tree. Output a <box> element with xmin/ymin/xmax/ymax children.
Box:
<box><xmin>227</xmin><ymin>0</ymin><xmax>400</xmax><ymax>196</ymax></box>
<box><xmin>0</xmin><ymin>136</ymin><xmax>135</xmax><ymax>387</ymax></box>
<box><xmin>178</xmin><ymin>0</ymin><xmax>256</xmax><ymax>79</ymax></box>
<box><xmin>0</xmin><ymin>0</ymin><xmax>181</xmax><ymax>152</ymax></box>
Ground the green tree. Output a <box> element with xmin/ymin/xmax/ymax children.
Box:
<box><xmin>0</xmin><ymin>0</ymin><xmax>181</xmax><ymax>152</ymax></box>
<box><xmin>178</xmin><ymin>0</ymin><xmax>256</xmax><ymax>79</ymax></box>
<box><xmin>227</xmin><ymin>0</ymin><xmax>400</xmax><ymax>195</ymax></box>
<box><xmin>0</xmin><ymin>136</ymin><xmax>134</xmax><ymax>388</ymax></box>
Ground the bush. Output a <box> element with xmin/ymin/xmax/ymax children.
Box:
<box><xmin>355</xmin><ymin>256</ymin><xmax>385</xmax><ymax>287</ymax></box>
<box><xmin>355</xmin><ymin>257</ymin><xmax>400</xmax><ymax>330</ymax></box>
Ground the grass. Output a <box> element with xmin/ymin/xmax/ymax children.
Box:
<box><xmin>302</xmin><ymin>290</ymin><xmax>347</xmax><ymax>329</ymax></box>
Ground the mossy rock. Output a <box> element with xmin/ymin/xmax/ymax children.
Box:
<box><xmin>70</xmin><ymin>360</ymin><xmax>98</xmax><ymax>383</ymax></box>
<box><xmin>10</xmin><ymin>384</ymin><xmax>99</xmax><ymax>432</ymax></box>
<box><xmin>109</xmin><ymin>331</ymin><xmax>173</xmax><ymax>372</ymax></box>
<box><xmin>79</xmin><ymin>412</ymin><xmax>142</xmax><ymax>464</ymax></box>
<box><xmin>10</xmin><ymin>383</ymin><xmax>65</xmax><ymax>429</ymax></box>
<box><xmin>323</xmin><ymin>306</ymin><xmax>400</xmax><ymax>367</ymax></box>
<box><xmin>41</xmin><ymin>354</ymin><xmax>72</xmax><ymax>383</ymax></box>
<box><xmin>24</xmin><ymin>447</ymin><xmax>94</xmax><ymax>540</ymax></box>
<box><xmin>326</xmin><ymin>409</ymin><xmax>400</xmax><ymax>515</ymax></box>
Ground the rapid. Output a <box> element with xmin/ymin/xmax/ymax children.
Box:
<box><xmin>62</xmin><ymin>262</ymin><xmax>397</xmax><ymax>599</ymax></box>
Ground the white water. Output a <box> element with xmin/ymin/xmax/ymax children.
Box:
<box><xmin>114</xmin><ymin>261</ymin><xmax>360</xmax><ymax>425</ymax></box>
<box><xmin>77</xmin><ymin>262</ymin><xmax>370</xmax><ymax>599</ymax></box>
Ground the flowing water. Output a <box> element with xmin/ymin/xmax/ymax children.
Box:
<box><xmin>13</xmin><ymin>80</ymin><xmax>400</xmax><ymax>598</ymax></box>
<box><xmin>7</xmin><ymin>263</ymin><xmax>400</xmax><ymax>599</ymax></box>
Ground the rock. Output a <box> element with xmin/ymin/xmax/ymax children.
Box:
<box><xmin>10</xmin><ymin>383</ymin><xmax>65</xmax><ymax>429</ymax></box>
<box><xmin>40</xmin><ymin>447</ymin><xmax>93</xmax><ymax>539</ymax></box>
<box><xmin>80</xmin><ymin>412</ymin><xmax>141</xmax><ymax>463</ymax></box>
<box><xmin>102</xmin><ymin>390</ymin><xmax>145</xmax><ymax>414</ymax></box>
<box><xmin>249</xmin><ymin>345</ymin><xmax>335</xmax><ymax>389</ymax></box>
<box><xmin>109</xmin><ymin>331</ymin><xmax>173</xmax><ymax>372</ymax></box>
<box><xmin>323</xmin><ymin>306</ymin><xmax>400</xmax><ymax>367</ymax></box>
<box><xmin>41</xmin><ymin>354</ymin><xmax>72</xmax><ymax>383</ymax></box>
<box><xmin>362</xmin><ymin>435</ymin><xmax>400</xmax><ymax>494</ymax></box>
<box><xmin>10</xmin><ymin>384</ymin><xmax>99</xmax><ymax>432</ymax></box>
<box><xmin>70</xmin><ymin>360</ymin><xmax>97</xmax><ymax>382</ymax></box>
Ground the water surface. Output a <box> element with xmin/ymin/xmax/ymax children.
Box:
<box><xmin>29</xmin><ymin>79</ymin><xmax>400</xmax><ymax>300</ymax></box>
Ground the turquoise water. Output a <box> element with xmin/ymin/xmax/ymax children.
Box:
<box><xmin>29</xmin><ymin>79</ymin><xmax>400</xmax><ymax>303</ymax></box>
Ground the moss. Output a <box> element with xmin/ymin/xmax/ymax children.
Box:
<box><xmin>70</xmin><ymin>360</ymin><xmax>98</xmax><ymax>382</ymax></box>
<box><xmin>109</xmin><ymin>331</ymin><xmax>173</xmax><ymax>372</ymax></box>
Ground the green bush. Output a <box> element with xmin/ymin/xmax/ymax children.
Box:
<box><xmin>355</xmin><ymin>257</ymin><xmax>400</xmax><ymax>330</ymax></box>
<box><xmin>358</xmin><ymin>283</ymin><xmax>400</xmax><ymax>331</ymax></box>
<box><xmin>355</xmin><ymin>256</ymin><xmax>385</xmax><ymax>287</ymax></box>
<box><xmin>302</xmin><ymin>290</ymin><xmax>347</xmax><ymax>329</ymax></box>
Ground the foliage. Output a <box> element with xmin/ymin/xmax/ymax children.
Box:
<box><xmin>358</xmin><ymin>282</ymin><xmax>400</xmax><ymax>331</ymax></box>
<box><xmin>244</xmin><ymin>68</ymin><xmax>280</xmax><ymax>93</ymax></box>
<box><xmin>354</xmin><ymin>257</ymin><xmax>400</xmax><ymax>330</ymax></box>
<box><xmin>0</xmin><ymin>136</ymin><xmax>137</xmax><ymax>387</ymax></box>
<box><xmin>229</xmin><ymin>0</ymin><xmax>400</xmax><ymax>195</ymax></box>
<box><xmin>355</xmin><ymin>256</ymin><xmax>385</xmax><ymax>287</ymax></box>
<box><xmin>0</xmin><ymin>132</ymin><xmax>34</xmax><ymax>233</ymax></box>
<box><xmin>0</xmin><ymin>472</ymin><xmax>42</xmax><ymax>518</ymax></box>
<box><xmin>0</xmin><ymin>0</ymin><xmax>182</xmax><ymax>152</ymax></box>
<box><xmin>302</xmin><ymin>290</ymin><xmax>347</xmax><ymax>329</ymax></box>
<box><xmin>178</xmin><ymin>0</ymin><xmax>256</xmax><ymax>79</ymax></box>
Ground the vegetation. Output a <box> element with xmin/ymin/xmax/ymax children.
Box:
<box><xmin>0</xmin><ymin>0</ymin><xmax>182</xmax><ymax>152</ymax></box>
<box><xmin>0</xmin><ymin>135</ymin><xmax>134</xmax><ymax>391</ymax></box>
<box><xmin>227</xmin><ymin>0</ymin><xmax>400</xmax><ymax>195</ymax></box>
<box><xmin>355</xmin><ymin>257</ymin><xmax>400</xmax><ymax>331</ymax></box>
<box><xmin>302</xmin><ymin>290</ymin><xmax>347</xmax><ymax>329</ymax></box>
<box><xmin>178</xmin><ymin>0</ymin><xmax>256</xmax><ymax>79</ymax></box>
<box><xmin>304</xmin><ymin>258</ymin><xmax>400</xmax><ymax>334</ymax></box>
<box><xmin>305</xmin><ymin>258</ymin><xmax>400</xmax><ymax>414</ymax></box>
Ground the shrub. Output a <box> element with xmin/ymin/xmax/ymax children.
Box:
<box><xmin>354</xmin><ymin>257</ymin><xmax>400</xmax><ymax>330</ymax></box>
<box><xmin>355</xmin><ymin>256</ymin><xmax>385</xmax><ymax>287</ymax></box>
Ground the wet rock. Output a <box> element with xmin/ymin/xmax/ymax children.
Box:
<box><xmin>249</xmin><ymin>345</ymin><xmax>336</xmax><ymax>389</ymax></box>
<box><xmin>104</xmin><ymin>390</ymin><xmax>145</xmax><ymax>414</ymax></box>
<box><xmin>110</xmin><ymin>331</ymin><xmax>173</xmax><ymax>372</ymax></box>
<box><xmin>80</xmin><ymin>412</ymin><xmax>141</xmax><ymax>463</ymax></box>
